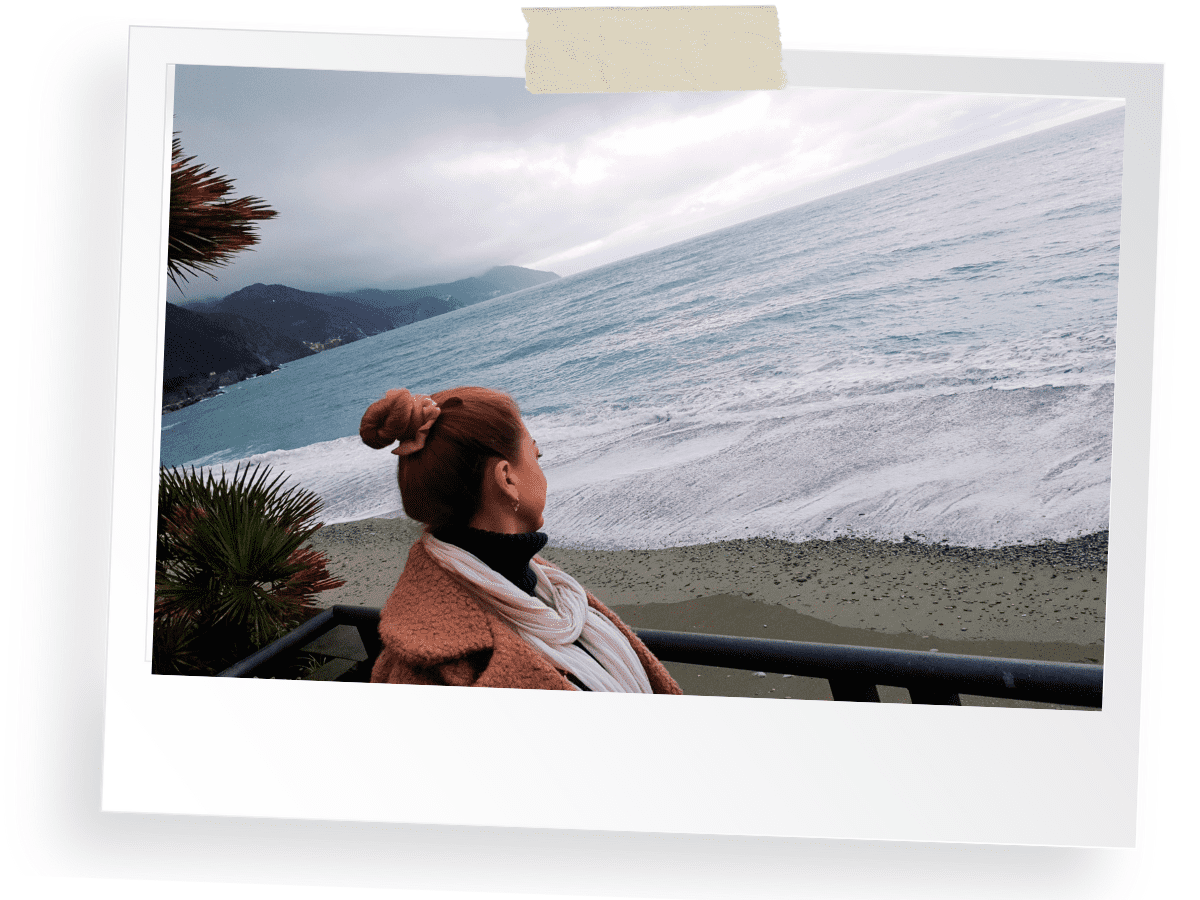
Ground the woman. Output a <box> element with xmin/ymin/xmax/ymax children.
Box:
<box><xmin>359</xmin><ymin>386</ymin><xmax>682</xmax><ymax>694</ymax></box>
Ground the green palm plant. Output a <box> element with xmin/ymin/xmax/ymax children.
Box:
<box><xmin>167</xmin><ymin>134</ymin><xmax>278</xmax><ymax>291</ymax></box>
<box><xmin>154</xmin><ymin>463</ymin><xmax>344</xmax><ymax>675</ymax></box>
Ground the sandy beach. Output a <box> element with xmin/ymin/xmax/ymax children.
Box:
<box><xmin>306</xmin><ymin>517</ymin><xmax>1106</xmax><ymax>707</ymax></box>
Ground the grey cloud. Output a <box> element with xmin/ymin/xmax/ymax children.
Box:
<box><xmin>167</xmin><ymin>66</ymin><xmax>1120</xmax><ymax>302</ymax></box>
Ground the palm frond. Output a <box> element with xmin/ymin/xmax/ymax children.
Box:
<box><xmin>166</xmin><ymin>135</ymin><xmax>278</xmax><ymax>290</ymax></box>
<box><xmin>154</xmin><ymin>462</ymin><xmax>344</xmax><ymax>675</ymax></box>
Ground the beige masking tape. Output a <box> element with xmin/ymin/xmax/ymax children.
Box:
<box><xmin>523</xmin><ymin>6</ymin><xmax>785</xmax><ymax>93</ymax></box>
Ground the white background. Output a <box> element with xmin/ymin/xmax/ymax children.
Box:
<box><xmin>4</xmin><ymin>2</ymin><xmax>1195</xmax><ymax>898</ymax></box>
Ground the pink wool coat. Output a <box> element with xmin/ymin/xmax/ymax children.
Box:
<box><xmin>371</xmin><ymin>540</ymin><xmax>683</xmax><ymax>693</ymax></box>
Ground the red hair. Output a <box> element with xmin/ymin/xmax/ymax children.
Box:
<box><xmin>360</xmin><ymin>386</ymin><xmax>524</xmax><ymax>528</ymax></box>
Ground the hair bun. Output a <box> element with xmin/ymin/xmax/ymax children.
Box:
<box><xmin>360</xmin><ymin>389</ymin><xmax>441</xmax><ymax>456</ymax></box>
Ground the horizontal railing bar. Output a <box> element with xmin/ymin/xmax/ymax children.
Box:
<box><xmin>218</xmin><ymin>607</ymin><xmax>1103</xmax><ymax>708</ymax></box>
<box><xmin>634</xmin><ymin>629</ymin><xmax>1103</xmax><ymax>708</ymax></box>
<box><xmin>218</xmin><ymin>605</ymin><xmax>383</xmax><ymax>679</ymax></box>
<box><xmin>218</xmin><ymin>609</ymin><xmax>337</xmax><ymax>677</ymax></box>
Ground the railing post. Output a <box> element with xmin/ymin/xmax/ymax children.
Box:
<box><xmin>908</xmin><ymin>686</ymin><xmax>962</xmax><ymax>705</ymax></box>
<box><xmin>828</xmin><ymin>679</ymin><xmax>881</xmax><ymax>702</ymax></box>
<box><xmin>354</xmin><ymin>621</ymin><xmax>383</xmax><ymax>667</ymax></box>
<box><xmin>330</xmin><ymin>606</ymin><xmax>384</xmax><ymax>683</ymax></box>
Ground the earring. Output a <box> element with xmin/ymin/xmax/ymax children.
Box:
<box><xmin>513</xmin><ymin>499</ymin><xmax>520</xmax><ymax>513</ymax></box>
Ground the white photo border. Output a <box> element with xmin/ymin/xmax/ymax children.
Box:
<box><xmin>104</xmin><ymin>26</ymin><xmax>1161</xmax><ymax>847</ymax></box>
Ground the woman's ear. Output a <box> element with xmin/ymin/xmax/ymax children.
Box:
<box><xmin>490</xmin><ymin>458</ymin><xmax>517</xmax><ymax>494</ymax></box>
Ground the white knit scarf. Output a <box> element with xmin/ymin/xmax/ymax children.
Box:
<box><xmin>421</xmin><ymin>533</ymin><xmax>653</xmax><ymax>693</ymax></box>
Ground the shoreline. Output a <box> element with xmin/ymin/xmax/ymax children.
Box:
<box><xmin>305</xmin><ymin>517</ymin><xmax>1106</xmax><ymax>704</ymax></box>
<box><xmin>543</xmin><ymin>531</ymin><xmax>1107</xmax><ymax>647</ymax></box>
<box><xmin>307</xmin><ymin>517</ymin><xmax>1106</xmax><ymax>649</ymax></box>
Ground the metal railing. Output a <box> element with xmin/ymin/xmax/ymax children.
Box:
<box><xmin>635</xmin><ymin>629</ymin><xmax>1102</xmax><ymax>707</ymax></box>
<box><xmin>220</xmin><ymin>604</ymin><xmax>1102</xmax><ymax>707</ymax></box>
<box><xmin>219</xmin><ymin>606</ymin><xmax>382</xmax><ymax>681</ymax></box>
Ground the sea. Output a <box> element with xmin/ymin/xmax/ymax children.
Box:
<box><xmin>160</xmin><ymin>107</ymin><xmax>1124</xmax><ymax>551</ymax></box>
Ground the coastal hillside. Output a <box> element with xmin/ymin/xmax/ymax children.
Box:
<box><xmin>209</xmin><ymin>283</ymin><xmax>399</xmax><ymax>345</ymax></box>
<box><xmin>346</xmin><ymin>293</ymin><xmax>462</xmax><ymax>325</ymax></box>
<box><xmin>195</xmin><ymin>309</ymin><xmax>319</xmax><ymax>368</ymax></box>
<box><xmin>162</xmin><ymin>302</ymin><xmax>314</xmax><ymax>412</ymax></box>
<box><xmin>163</xmin><ymin>265</ymin><xmax>560</xmax><ymax>412</ymax></box>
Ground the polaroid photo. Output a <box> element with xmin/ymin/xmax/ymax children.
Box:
<box><xmin>104</xmin><ymin>25</ymin><xmax>1161</xmax><ymax>846</ymax></box>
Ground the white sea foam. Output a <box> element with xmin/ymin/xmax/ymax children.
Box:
<box><xmin>197</xmin><ymin>381</ymin><xmax>1112</xmax><ymax>550</ymax></box>
<box><xmin>191</xmin><ymin>436</ymin><xmax>406</xmax><ymax>526</ymax></box>
<box><xmin>531</xmin><ymin>382</ymin><xmax>1113</xmax><ymax>549</ymax></box>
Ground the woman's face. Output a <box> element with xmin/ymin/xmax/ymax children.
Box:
<box><xmin>512</xmin><ymin>424</ymin><xmax>548</xmax><ymax>531</ymax></box>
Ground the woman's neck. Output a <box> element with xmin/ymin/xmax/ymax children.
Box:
<box><xmin>468</xmin><ymin>504</ymin><xmax>539</xmax><ymax>534</ymax></box>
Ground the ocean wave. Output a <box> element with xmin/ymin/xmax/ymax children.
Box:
<box><xmin>196</xmin><ymin>381</ymin><xmax>1113</xmax><ymax>550</ymax></box>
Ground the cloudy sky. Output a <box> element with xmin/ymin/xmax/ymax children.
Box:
<box><xmin>167</xmin><ymin>66</ymin><xmax>1122</xmax><ymax>301</ymax></box>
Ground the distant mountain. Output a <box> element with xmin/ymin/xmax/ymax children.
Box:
<box><xmin>337</xmin><ymin>265</ymin><xmax>560</xmax><ymax>310</ymax></box>
<box><xmin>209</xmin><ymin>283</ymin><xmax>399</xmax><ymax>345</ymax></box>
<box><xmin>476</xmin><ymin>265</ymin><xmax>561</xmax><ymax>296</ymax></box>
<box><xmin>340</xmin><ymin>291</ymin><xmax>463</xmax><ymax>325</ymax></box>
<box><xmin>161</xmin><ymin>302</ymin><xmax>314</xmax><ymax>412</ymax></box>
<box><xmin>196</xmin><ymin>310</ymin><xmax>318</xmax><ymax>368</ymax></box>
<box><xmin>162</xmin><ymin>266</ymin><xmax>561</xmax><ymax>412</ymax></box>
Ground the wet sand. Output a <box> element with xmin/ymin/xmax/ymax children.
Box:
<box><xmin>306</xmin><ymin>517</ymin><xmax>1107</xmax><ymax>707</ymax></box>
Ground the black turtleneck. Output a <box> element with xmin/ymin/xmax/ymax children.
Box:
<box><xmin>432</xmin><ymin>524</ymin><xmax>549</xmax><ymax>595</ymax></box>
